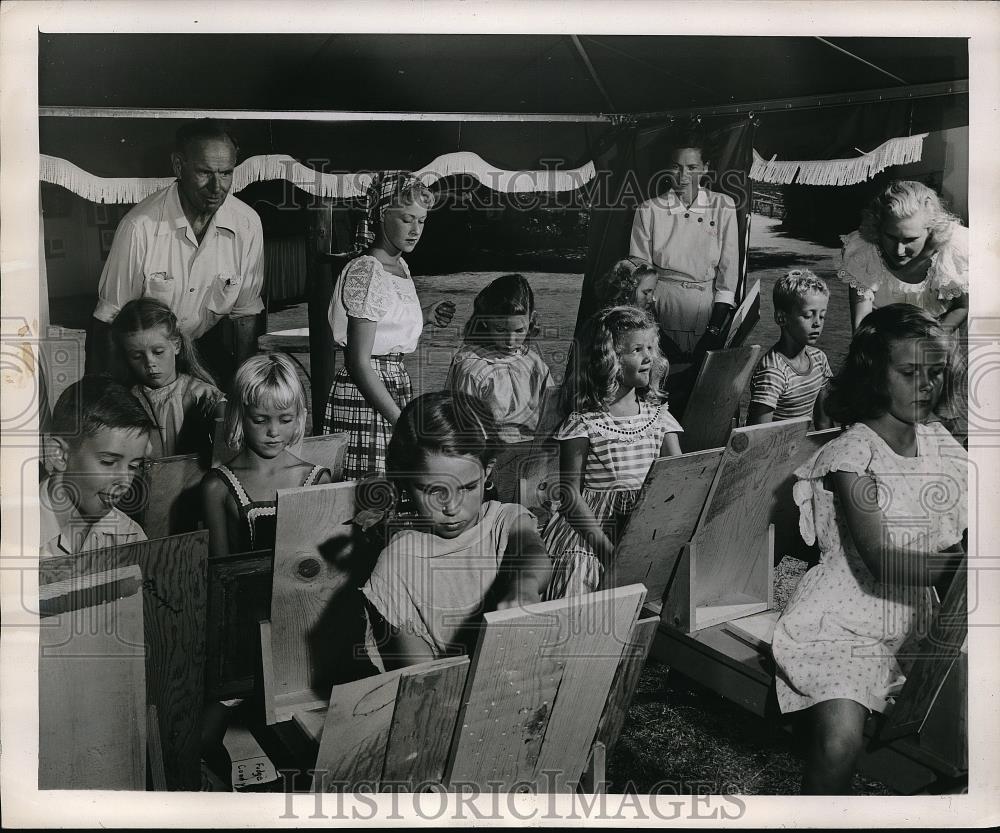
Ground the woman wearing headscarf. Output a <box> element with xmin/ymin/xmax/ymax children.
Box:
<box><xmin>324</xmin><ymin>172</ymin><xmax>456</xmax><ymax>479</ymax></box>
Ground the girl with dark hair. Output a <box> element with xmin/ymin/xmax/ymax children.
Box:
<box><xmin>628</xmin><ymin>127</ymin><xmax>740</xmax><ymax>363</ymax></box>
<box><xmin>361</xmin><ymin>391</ymin><xmax>551</xmax><ymax>669</ymax></box>
<box><xmin>771</xmin><ymin>304</ymin><xmax>967</xmax><ymax>794</ymax></box>
<box><xmin>446</xmin><ymin>273</ymin><xmax>553</xmax><ymax>444</ymax></box>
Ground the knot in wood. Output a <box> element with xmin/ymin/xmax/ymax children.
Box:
<box><xmin>297</xmin><ymin>557</ymin><xmax>321</xmax><ymax>579</ymax></box>
<box><xmin>730</xmin><ymin>432</ymin><xmax>749</xmax><ymax>453</ymax></box>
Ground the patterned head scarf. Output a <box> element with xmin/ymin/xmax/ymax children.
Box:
<box><xmin>353</xmin><ymin>170</ymin><xmax>422</xmax><ymax>254</ymax></box>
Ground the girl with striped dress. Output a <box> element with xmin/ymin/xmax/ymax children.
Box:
<box><xmin>543</xmin><ymin>306</ymin><xmax>683</xmax><ymax>599</ymax></box>
<box><xmin>323</xmin><ymin>172</ymin><xmax>455</xmax><ymax>480</ymax></box>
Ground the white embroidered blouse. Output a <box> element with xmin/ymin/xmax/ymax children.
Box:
<box><xmin>837</xmin><ymin>224</ymin><xmax>969</xmax><ymax>317</ymax></box>
<box><xmin>328</xmin><ymin>255</ymin><xmax>424</xmax><ymax>355</ymax></box>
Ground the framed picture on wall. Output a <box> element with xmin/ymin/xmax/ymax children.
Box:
<box><xmin>99</xmin><ymin>228</ymin><xmax>116</xmax><ymax>259</ymax></box>
<box><xmin>44</xmin><ymin>238</ymin><xmax>65</xmax><ymax>259</ymax></box>
<box><xmin>87</xmin><ymin>202</ymin><xmax>110</xmax><ymax>225</ymax></box>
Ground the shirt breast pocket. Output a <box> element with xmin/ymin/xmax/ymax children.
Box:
<box><xmin>142</xmin><ymin>272</ymin><xmax>175</xmax><ymax>304</ymax></box>
<box><xmin>206</xmin><ymin>272</ymin><xmax>242</xmax><ymax>316</ymax></box>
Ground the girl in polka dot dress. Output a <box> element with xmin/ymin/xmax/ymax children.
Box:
<box><xmin>543</xmin><ymin>306</ymin><xmax>682</xmax><ymax>599</ymax></box>
<box><xmin>771</xmin><ymin>304</ymin><xmax>967</xmax><ymax>794</ymax></box>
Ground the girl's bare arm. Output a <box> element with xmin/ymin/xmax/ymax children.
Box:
<box><xmin>556</xmin><ymin>437</ymin><xmax>616</xmax><ymax>563</ymax></box>
<box><xmin>344</xmin><ymin>317</ymin><xmax>403</xmax><ymax>424</ymax></box>
<box><xmin>830</xmin><ymin>469</ymin><xmax>964</xmax><ymax>585</ymax></box>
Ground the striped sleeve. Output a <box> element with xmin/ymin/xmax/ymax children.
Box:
<box><xmin>749</xmin><ymin>358</ymin><xmax>787</xmax><ymax>409</ymax></box>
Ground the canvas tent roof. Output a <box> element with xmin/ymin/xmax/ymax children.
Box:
<box><xmin>39</xmin><ymin>33</ymin><xmax>969</xmax><ymax>179</ymax></box>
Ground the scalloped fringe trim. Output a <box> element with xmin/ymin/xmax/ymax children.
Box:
<box><xmin>40</xmin><ymin>151</ymin><xmax>597</xmax><ymax>204</ymax></box>
<box><xmin>750</xmin><ymin>133</ymin><xmax>928</xmax><ymax>186</ymax></box>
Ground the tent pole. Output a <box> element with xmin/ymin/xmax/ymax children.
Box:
<box><xmin>813</xmin><ymin>37</ymin><xmax>909</xmax><ymax>86</ymax></box>
<box><xmin>634</xmin><ymin>79</ymin><xmax>966</xmax><ymax>123</ymax></box>
<box><xmin>41</xmin><ymin>78</ymin><xmax>965</xmax><ymax>124</ymax></box>
<box><xmin>569</xmin><ymin>35</ymin><xmax>617</xmax><ymax>113</ymax></box>
<box><xmin>37</xmin><ymin>107</ymin><xmax>610</xmax><ymax>123</ymax></box>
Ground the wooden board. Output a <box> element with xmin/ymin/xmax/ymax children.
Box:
<box><xmin>687</xmin><ymin>419</ymin><xmax>810</xmax><ymax>619</ymax></box>
<box><xmin>39</xmin><ymin>566</ymin><xmax>146</xmax><ymax>790</ymax></box>
<box><xmin>769</xmin><ymin>427</ymin><xmax>840</xmax><ymax>562</ymax></box>
<box><xmin>723</xmin><ymin>610</ymin><xmax>780</xmax><ymax>653</ymax></box>
<box><xmin>610</xmin><ymin>448</ymin><xmax>724</xmax><ymax>605</ymax></box>
<box><xmin>146</xmin><ymin>705</ymin><xmax>168</xmax><ymax>791</ymax></box>
<box><xmin>205</xmin><ymin>548</ymin><xmax>273</xmax><ymax>701</ymax></box>
<box><xmin>39</xmin><ymin>325</ymin><xmax>87</xmax><ymax>409</ymax></box>
<box><xmin>382</xmin><ymin>656</ymin><xmax>470</xmax><ymax>788</ymax></box>
<box><xmin>40</xmin><ymin>531</ymin><xmax>209</xmax><ymax>790</ymax></box>
<box><xmin>880</xmin><ymin>561</ymin><xmax>968</xmax><ymax>742</ymax></box>
<box><xmin>515</xmin><ymin>447</ymin><xmax>560</xmax><ymax>531</ymax></box>
<box><xmin>310</xmin><ymin>656</ymin><xmax>469</xmax><ymax>791</ymax></box>
<box><xmin>679</xmin><ymin>345</ymin><xmax>762</xmax><ymax>453</ymax></box>
<box><xmin>446</xmin><ymin>584</ymin><xmax>645</xmax><ymax>792</ymax></box>
<box><xmin>136</xmin><ymin>452</ymin><xmax>206</xmax><ymax>540</ymax></box>
<box><xmin>593</xmin><ymin>615</ymin><xmax>658</xmax><ymax>754</ymax></box>
<box><xmin>266</xmin><ymin>480</ymin><xmax>371</xmax><ymax>723</ymax></box>
<box><xmin>492</xmin><ymin>442</ymin><xmax>541</xmax><ymax>505</ymax></box>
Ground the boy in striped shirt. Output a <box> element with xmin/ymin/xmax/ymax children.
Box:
<box><xmin>747</xmin><ymin>270</ymin><xmax>833</xmax><ymax>428</ymax></box>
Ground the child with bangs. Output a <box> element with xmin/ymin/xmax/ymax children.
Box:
<box><xmin>543</xmin><ymin>306</ymin><xmax>682</xmax><ymax>599</ymax></box>
<box><xmin>201</xmin><ymin>353</ymin><xmax>332</xmax><ymax>557</ymax></box>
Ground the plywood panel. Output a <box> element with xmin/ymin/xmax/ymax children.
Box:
<box><xmin>40</xmin><ymin>531</ymin><xmax>209</xmax><ymax>791</ymax></box>
<box><xmin>880</xmin><ymin>562</ymin><xmax>967</xmax><ymax>742</ymax></box>
<box><xmin>205</xmin><ymin>549</ymin><xmax>273</xmax><ymax>701</ymax></box>
<box><xmin>770</xmin><ymin>427</ymin><xmax>840</xmax><ymax>561</ymax></box>
<box><xmin>137</xmin><ymin>453</ymin><xmax>205</xmax><ymax>540</ymax></box>
<box><xmin>383</xmin><ymin>656</ymin><xmax>470</xmax><ymax>788</ymax></box>
<box><xmin>39</xmin><ymin>566</ymin><xmax>146</xmax><ymax>790</ymax></box>
<box><xmin>515</xmin><ymin>447</ymin><xmax>560</xmax><ymax>530</ymax></box>
<box><xmin>447</xmin><ymin>584</ymin><xmax>645</xmax><ymax>792</ymax></box>
<box><xmin>312</xmin><ymin>668</ymin><xmax>404</xmax><ymax>790</ymax></box>
<box><xmin>593</xmin><ymin>615</ymin><xmax>658</xmax><ymax>753</ymax></box>
<box><xmin>610</xmin><ymin>448</ymin><xmax>723</xmax><ymax>604</ymax></box>
<box><xmin>680</xmin><ymin>345</ymin><xmax>762</xmax><ymax>453</ymax></box>
<box><xmin>691</xmin><ymin>419</ymin><xmax>809</xmax><ymax>611</ymax></box>
<box><xmin>268</xmin><ymin>481</ymin><xmax>369</xmax><ymax>714</ymax></box>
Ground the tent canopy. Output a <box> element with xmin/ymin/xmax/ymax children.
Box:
<box><xmin>39</xmin><ymin>33</ymin><xmax>968</xmax><ymax>178</ymax></box>
<box><xmin>40</xmin><ymin>33</ymin><xmax>967</xmax><ymax>113</ymax></box>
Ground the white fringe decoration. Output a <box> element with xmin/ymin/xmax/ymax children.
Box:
<box><xmin>750</xmin><ymin>133</ymin><xmax>927</xmax><ymax>186</ymax></box>
<box><xmin>40</xmin><ymin>151</ymin><xmax>597</xmax><ymax>204</ymax></box>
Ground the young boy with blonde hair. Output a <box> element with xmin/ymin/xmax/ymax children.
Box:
<box><xmin>747</xmin><ymin>270</ymin><xmax>833</xmax><ymax>428</ymax></box>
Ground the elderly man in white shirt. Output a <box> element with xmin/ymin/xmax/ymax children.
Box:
<box><xmin>629</xmin><ymin>132</ymin><xmax>739</xmax><ymax>364</ymax></box>
<box><xmin>90</xmin><ymin>119</ymin><xmax>263</xmax><ymax>385</ymax></box>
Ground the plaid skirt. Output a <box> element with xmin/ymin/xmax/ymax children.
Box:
<box><xmin>323</xmin><ymin>355</ymin><xmax>412</xmax><ymax>480</ymax></box>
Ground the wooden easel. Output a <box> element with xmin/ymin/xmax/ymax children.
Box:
<box><xmin>679</xmin><ymin>344</ymin><xmax>762</xmax><ymax>453</ymax></box>
<box><xmin>660</xmin><ymin>418</ymin><xmax>810</xmax><ymax>632</ymax></box>
<box><xmin>272</xmin><ymin>586</ymin><xmax>655</xmax><ymax>793</ymax></box>
<box><xmin>39</xmin><ymin>565</ymin><xmax>147</xmax><ymax>790</ymax></box>
<box><xmin>260</xmin><ymin>480</ymin><xmax>376</xmax><ymax>725</ymax></box>
<box><xmin>40</xmin><ymin>531</ymin><xmax>210</xmax><ymax>790</ymax></box>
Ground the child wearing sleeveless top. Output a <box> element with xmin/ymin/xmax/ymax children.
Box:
<box><xmin>198</xmin><ymin>354</ymin><xmax>331</xmax><ymax>787</ymax></box>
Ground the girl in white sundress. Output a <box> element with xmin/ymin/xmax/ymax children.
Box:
<box><xmin>771</xmin><ymin>304</ymin><xmax>967</xmax><ymax>794</ymax></box>
<box><xmin>542</xmin><ymin>305</ymin><xmax>682</xmax><ymax>599</ymax></box>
